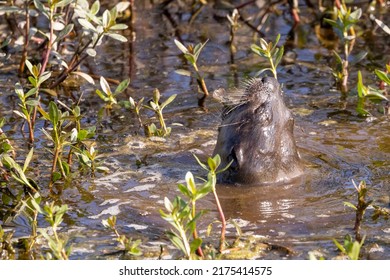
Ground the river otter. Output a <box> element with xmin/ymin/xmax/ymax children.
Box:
<box><xmin>213</xmin><ymin>76</ymin><xmax>303</xmax><ymax>185</ymax></box>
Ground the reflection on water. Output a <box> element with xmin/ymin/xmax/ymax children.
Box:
<box><xmin>0</xmin><ymin>1</ymin><xmax>389</xmax><ymax>259</ymax></box>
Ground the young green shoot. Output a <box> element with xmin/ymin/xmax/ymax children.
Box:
<box><xmin>356</xmin><ymin>71</ymin><xmax>388</xmax><ymax>116</ymax></box>
<box><xmin>251</xmin><ymin>34</ymin><xmax>284</xmax><ymax>80</ymax></box>
<box><xmin>324</xmin><ymin>5</ymin><xmax>366</xmax><ymax>93</ymax></box>
<box><xmin>102</xmin><ymin>216</ymin><xmax>142</xmax><ymax>256</ymax></box>
<box><xmin>174</xmin><ymin>39</ymin><xmax>209</xmax><ymax>107</ymax></box>
<box><xmin>193</xmin><ymin>154</ymin><xmax>232</xmax><ymax>252</ymax></box>
<box><xmin>95</xmin><ymin>77</ymin><xmax>130</xmax><ymax>109</ymax></box>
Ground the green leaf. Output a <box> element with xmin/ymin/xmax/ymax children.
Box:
<box><xmin>160</xmin><ymin>94</ymin><xmax>176</xmax><ymax>110</ymax></box>
<box><xmin>110</xmin><ymin>6</ymin><xmax>118</xmax><ymax>22</ymax></box>
<box><xmin>106</xmin><ymin>33</ymin><xmax>128</xmax><ymax>42</ymax></box>
<box><xmin>25</xmin><ymin>88</ymin><xmax>38</xmax><ymax>98</ymax></box>
<box><xmin>343</xmin><ymin>201</ymin><xmax>357</xmax><ymax>210</ymax></box>
<box><xmin>251</xmin><ymin>44</ymin><xmax>267</xmax><ymax>57</ymax></box>
<box><xmin>116</xmin><ymin>1</ymin><xmax>130</xmax><ymax>12</ymax></box>
<box><xmin>366</xmin><ymin>91</ymin><xmax>388</xmax><ymax>102</ymax></box>
<box><xmin>55</xmin><ymin>0</ymin><xmax>73</xmax><ymax>8</ymax></box>
<box><xmin>23</xmin><ymin>148</ymin><xmax>34</xmax><ymax>173</ymax></box>
<box><xmin>374</xmin><ymin>18</ymin><xmax>390</xmax><ymax>35</ymax></box>
<box><xmin>78</xmin><ymin>18</ymin><xmax>96</xmax><ymax>31</ymax></box>
<box><xmin>115</xmin><ymin>78</ymin><xmax>130</xmax><ymax>94</ymax></box>
<box><xmin>195</xmin><ymin>181</ymin><xmax>212</xmax><ymax>200</ymax></box>
<box><xmin>349</xmin><ymin>241</ymin><xmax>361</xmax><ymax>260</ymax></box>
<box><xmin>333</xmin><ymin>238</ymin><xmax>347</xmax><ymax>254</ymax></box>
<box><xmin>274</xmin><ymin>46</ymin><xmax>284</xmax><ymax>68</ymax></box>
<box><xmin>185</xmin><ymin>171</ymin><xmax>196</xmax><ymax>195</ymax></box>
<box><xmin>90</xmin><ymin>1</ymin><xmax>100</xmax><ymax>15</ymax></box>
<box><xmin>184</xmin><ymin>54</ymin><xmax>195</xmax><ymax>65</ymax></box>
<box><xmin>207</xmin><ymin>157</ymin><xmax>217</xmax><ymax>171</ymax></box>
<box><xmin>13</xmin><ymin>110</ymin><xmax>27</xmax><ymax>121</ymax></box>
<box><xmin>54</xmin><ymin>23</ymin><xmax>74</xmax><ymax>43</ymax></box>
<box><xmin>102</xmin><ymin>10</ymin><xmax>111</xmax><ymax>28</ymax></box>
<box><xmin>109</xmin><ymin>24</ymin><xmax>128</xmax><ymax>30</ymax></box>
<box><xmin>28</xmin><ymin>76</ymin><xmax>37</xmax><ymax>87</ymax></box>
<box><xmin>99</xmin><ymin>76</ymin><xmax>111</xmax><ymax>94</ymax></box>
<box><xmin>164</xmin><ymin>197</ymin><xmax>173</xmax><ymax>212</ymax></box>
<box><xmin>193</xmin><ymin>154</ymin><xmax>208</xmax><ymax>171</ymax></box>
<box><xmin>48</xmin><ymin>101</ymin><xmax>59</xmax><ymax>125</ymax></box>
<box><xmin>174</xmin><ymin>39</ymin><xmax>189</xmax><ymax>54</ymax></box>
<box><xmin>217</xmin><ymin>159</ymin><xmax>234</xmax><ymax>174</ymax></box>
<box><xmin>349</xmin><ymin>8</ymin><xmax>362</xmax><ymax>21</ymax></box>
<box><xmin>38</xmin><ymin>71</ymin><xmax>52</xmax><ymax>86</ymax></box>
<box><xmin>375</xmin><ymin>69</ymin><xmax>390</xmax><ymax>86</ymax></box>
<box><xmin>36</xmin><ymin>105</ymin><xmax>50</xmax><ymax>121</ymax></box>
<box><xmin>73</xmin><ymin>71</ymin><xmax>95</xmax><ymax>84</ymax></box>
<box><xmin>178</xmin><ymin>183</ymin><xmax>191</xmax><ymax>198</ymax></box>
<box><xmin>25</xmin><ymin>60</ymin><xmax>34</xmax><ymax>76</ymax></box>
<box><xmin>332</xmin><ymin>50</ymin><xmax>343</xmax><ymax>65</ymax></box>
<box><xmin>271</xmin><ymin>34</ymin><xmax>281</xmax><ymax>53</ymax></box>
<box><xmin>259</xmin><ymin>38</ymin><xmax>268</xmax><ymax>50</ymax></box>
<box><xmin>193</xmin><ymin>39</ymin><xmax>208</xmax><ymax>61</ymax></box>
<box><xmin>190</xmin><ymin>238</ymin><xmax>202</xmax><ymax>253</ymax></box>
<box><xmin>356</xmin><ymin>71</ymin><xmax>366</xmax><ymax>98</ymax></box>
<box><xmin>52</xmin><ymin>172</ymin><xmax>62</xmax><ymax>183</ymax></box>
<box><xmin>33</xmin><ymin>0</ymin><xmax>47</xmax><ymax>15</ymax></box>
<box><xmin>167</xmin><ymin>233</ymin><xmax>188</xmax><ymax>256</ymax></box>
<box><xmin>175</xmin><ymin>69</ymin><xmax>192</xmax><ymax>77</ymax></box>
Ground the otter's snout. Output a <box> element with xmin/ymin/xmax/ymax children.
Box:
<box><xmin>261</xmin><ymin>76</ymin><xmax>279</xmax><ymax>92</ymax></box>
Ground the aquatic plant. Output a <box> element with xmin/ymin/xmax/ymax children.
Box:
<box><xmin>74</xmin><ymin>143</ymin><xmax>109</xmax><ymax>176</ymax></box>
<box><xmin>344</xmin><ymin>180</ymin><xmax>372</xmax><ymax>243</ymax></box>
<box><xmin>227</xmin><ymin>9</ymin><xmax>240</xmax><ymax>61</ymax></box>
<box><xmin>16</xmin><ymin>193</ymin><xmax>71</xmax><ymax>259</ymax></box>
<box><xmin>0</xmin><ymin>0</ymin><xmax>130</xmax><ymax>87</ymax></box>
<box><xmin>160</xmin><ymin>171</ymin><xmax>211</xmax><ymax>259</ymax></box>
<box><xmin>324</xmin><ymin>5</ymin><xmax>367</xmax><ymax>93</ymax></box>
<box><xmin>95</xmin><ymin>76</ymin><xmax>130</xmax><ymax>109</ymax></box>
<box><xmin>13</xmin><ymin>60</ymin><xmax>51</xmax><ymax>143</ymax></box>
<box><xmin>1</xmin><ymin>147</ymin><xmax>38</xmax><ymax>192</ymax></box>
<box><xmin>31</xmin><ymin>198</ymin><xmax>71</xmax><ymax>260</ymax></box>
<box><xmin>37</xmin><ymin>101</ymin><xmax>73</xmax><ymax>187</ymax></box>
<box><xmin>356</xmin><ymin>69</ymin><xmax>388</xmax><ymax>116</ymax></box>
<box><xmin>160</xmin><ymin>154</ymin><xmax>232</xmax><ymax>259</ymax></box>
<box><xmin>251</xmin><ymin>34</ymin><xmax>284</xmax><ymax>80</ymax></box>
<box><xmin>0</xmin><ymin>225</ymin><xmax>15</xmax><ymax>259</ymax></box>
<box><xmin>144</xmin><ymin>89</ymin><xmax>177</xmax><ymax>137</ymax></box>
<box><xmin>129</xmin><ymin>89</ymin><xmax>177</xmax><ymax>137</ymax></box>
<box><xmin>333</xmin><ymin>234</ymin><xmax>365</xmax><ymax>260</ymax></box>
<box><xmin>174</xmin><ymin>39</ymin><xmax>209</xmax><ymax>107</ymax></box>
<box><xmin>102</xmin><ymin>216</ymin><xmax>142</xmax><ymax>256</ymax></box>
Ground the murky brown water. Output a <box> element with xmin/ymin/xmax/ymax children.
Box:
<box><xmin>0</xmin><ymin>1</ymin><xmax>389</xmax><ymax>259</ymax></box>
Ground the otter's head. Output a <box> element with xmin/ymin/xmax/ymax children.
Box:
<box><xmin>213</xmin><ymin>76</ymin><xmax>303</xmax><ymax>185</ymax></box>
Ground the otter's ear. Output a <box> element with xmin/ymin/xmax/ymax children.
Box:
<box><xmin>230</xmin><ymin>146</ymin><xmax>244</xmax><ymax>169</ymax></box>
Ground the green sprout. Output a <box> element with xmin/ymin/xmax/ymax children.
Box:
<box><xmin>102</xmin><ymin>216</ymin><xmax>142</xmax><ymax>257</ymax></box>
<box><xmin>174</xmin><ymin>39</ymin><xmax>209</xmax><ymax>107</ymax></box>
<box><xmin>251</xmin><ymin>34</ymin><xmax>284</xmax><ymax>79</ymax></box>
<box><xmin>356</xmin><ymin>71</ymin><xmax>388</xmax><ymax>116</ymax></box>
<box><xmin>95</xmin><ymin>77</ymin><xmax>130</xmax><ymax>109</ymax></box>
<box><xmin>324</xmin><ymin>5</ymin><xmax>366</xmax><ymax>93</ymax></box>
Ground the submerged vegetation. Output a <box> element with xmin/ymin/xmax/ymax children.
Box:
<box><xmin>0</xmin><ymin>0</ymin><xmax>389</xmax><ymax>259</ymax></box>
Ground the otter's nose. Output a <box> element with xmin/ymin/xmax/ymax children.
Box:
<box><xmin>261</xmin><ymin>76</ymin><xmax>279</xmax><ymax>92</ymax></box>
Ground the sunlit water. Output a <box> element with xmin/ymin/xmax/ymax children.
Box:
<box><xmin>0</xmin><ymin>1</ymin><xmax>389</xmax><ymax>259</ymax></box>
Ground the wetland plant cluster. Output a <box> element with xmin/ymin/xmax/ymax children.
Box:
<box><xmin>0</xmin><ymin>0</ymin><xmax>389</xmax><ymax>260</ymax></box>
